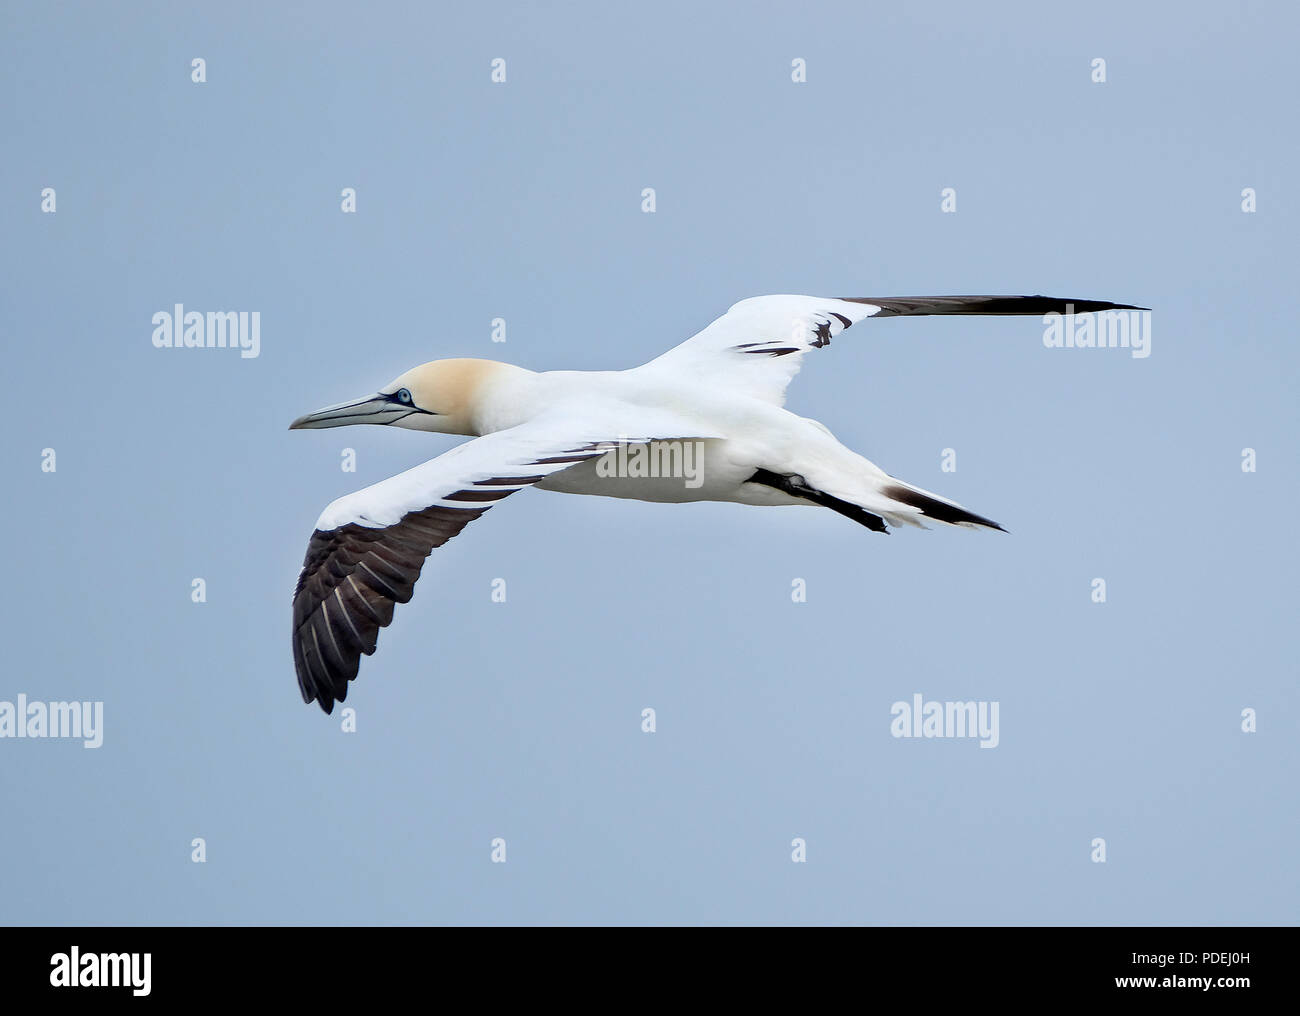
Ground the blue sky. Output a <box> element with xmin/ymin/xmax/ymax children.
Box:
<box><xmin>1</xmin><ymin>0</ymin><xmax>1296</xmax><ymax>924</ymax></box>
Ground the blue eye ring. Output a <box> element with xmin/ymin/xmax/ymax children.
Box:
<box><xmin>395</xmin><ymin>388</ymin><xmax>412</xmax><ymax>404</ymax></box>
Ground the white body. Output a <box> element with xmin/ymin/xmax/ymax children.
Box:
<box><xmin>305</xmin><ymin>295</ymin><xmax>997</xmax><ymax>531</ymax></box>
<box><xmin>477</xmin><ymin>367</ymin><xmax>863</xmax><ymax>509</ymax></box>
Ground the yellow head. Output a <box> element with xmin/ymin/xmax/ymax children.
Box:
<box><xmin>289</xmin><ymin>358</ymin><xmax>514</xmax><ymax>437</ymax></box>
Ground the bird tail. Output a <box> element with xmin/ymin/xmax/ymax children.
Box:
<box><xmin>872</xmin><ymin>476</ymin><xmax>1006</xmax><ymax>532</ymax></box>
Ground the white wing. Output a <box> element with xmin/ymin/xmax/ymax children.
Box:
<box><xmin>642</xmin><ymin>295</ymin><xmax>884</xmax><ymax>405</ymax></box>
<box><xmin>644</xmin><ymin>293</ymin><xmax>1144</xmax><ymax>405</ymax></box>
<box><xmin>291</xmin><ymin>415</ymin><xmax>708</xmax><ymax>712</ymax></box>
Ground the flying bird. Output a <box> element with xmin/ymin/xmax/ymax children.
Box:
<box><xmin>290</xmin><ymin>293</ymin><xmax>1140</xmax><ymax>712</ymax></box>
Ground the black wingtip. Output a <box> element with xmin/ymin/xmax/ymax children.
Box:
<box><xmin>1055</xmin><ymin>297</ymin><xmax>1149</xmax><ymax>314</ymax></box>
<box><xmin>838</xmin><ymin>295</ymin><xmax>1148</xmax><ymax>318</ymax></box>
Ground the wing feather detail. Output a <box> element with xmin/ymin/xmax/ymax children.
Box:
<box><xmin>291</xmin><ymin>422</ymin><xmax>710</xmax><ymax>712</ymax></box>
<box><xmin>646</xmin><ymin>293</ymin><xmax>1145</xmax><ymax>405</ymax></box>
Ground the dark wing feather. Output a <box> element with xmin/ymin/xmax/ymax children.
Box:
<box><xmin>292</xmin><ymin>503</ymin><xmax>492</xmax><ymax>713</ymax></box>
<box><xmin>838</xmin><ymin>294</ymin><xmax>1148</xmax><ymax>317</ymax></box>
<box><xmin>289</xmin><ymin>428</ymin><xmax>690</xmax><ymax>713</ymax></box>
<box><xmin>650</xmin><ymin>293</ymin><xmax>1146</xmax><ymax>406</ymax></box>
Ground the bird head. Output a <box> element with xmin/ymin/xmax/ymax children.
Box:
<box><xmin>289</xmin><ymin>358</ymin><xmax>510</xmax><ymax>437</ymax></box>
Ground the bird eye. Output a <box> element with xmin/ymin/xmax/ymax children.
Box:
<box><xmin>396</xmin><ymin>388</ymin><xmax>412</xmax><ymax>404</ymax></box>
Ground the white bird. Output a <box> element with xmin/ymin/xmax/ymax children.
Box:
<box><xmin>290</xmin><ymin>293</ymin><xmax>1140</xmax><ymax>712</ymax></box>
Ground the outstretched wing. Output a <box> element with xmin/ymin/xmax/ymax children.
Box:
<box><xmin>291</xmin><ymin>419</ymin><xmax>686</xmax><ymax>713</ymax></box>
<box><xmin>644</xmin><ymin>293</ymin><xmax>1145</xmax><ymax>405</ymax></box>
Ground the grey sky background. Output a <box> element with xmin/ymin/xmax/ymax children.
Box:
<box><xmin>1</xmin><ymin>0</ymin><xmax>1296</xmax><ymax>925</ymax></box>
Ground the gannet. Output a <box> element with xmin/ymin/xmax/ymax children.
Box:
<box><xmin>290</xmin><ymin>293</ymin><xmax>1141</xmax><ymax>712</ymax></box>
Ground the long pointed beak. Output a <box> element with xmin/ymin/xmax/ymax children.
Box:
<box><xmin>289</xmin><ymin>394</ymin><xmax>411</xmax><ymax>430</ymax></box>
